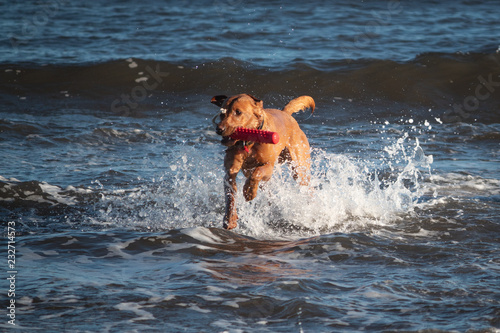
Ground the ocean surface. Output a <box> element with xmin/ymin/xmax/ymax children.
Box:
<box><xmin>1</xmin><ymin>0</ymin><xmax>499</xmax><ymax>332</ymax></box>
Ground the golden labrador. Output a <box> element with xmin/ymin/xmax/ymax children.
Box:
<box><xmin>211</xmin><ymin>94</ymin><xmax>315</xmax><ymax>230</ymax></box>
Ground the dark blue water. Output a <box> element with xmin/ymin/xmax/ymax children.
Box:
<box><xmin>1</xmin><ymin>1</ymin><xmax>499</xmax><ymax>332</ymax></box>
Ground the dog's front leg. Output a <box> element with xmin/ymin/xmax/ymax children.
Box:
<box><xmin>223</xmin><ymin>171</ymin><xmax>239</xmax><ymax>230</ymax></box>
<box><xmin>223</xmin><ymin>151</ymin><xmax>244</xmax><ymax>230</ymax></box>
<box><xmin>243</xmin><ymin>163</ymin><xmax>274</xmax><ymax>202</ymax></box>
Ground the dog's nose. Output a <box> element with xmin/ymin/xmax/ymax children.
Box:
<box><xmin>216</xmin><ymin>125</ymin><xmax>224</xmax><ymax>136</ymax></box>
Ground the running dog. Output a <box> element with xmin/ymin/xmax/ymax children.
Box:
<box><xmin>211</xmin><ymin>94</ymin><xmax>315</xmax><ymax>230</ymax></box>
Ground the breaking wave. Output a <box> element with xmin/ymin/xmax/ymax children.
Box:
<box><xmin>1</xmin><ymin>52</ymin><xmax>499</xmax><ymax>123</ymax></box>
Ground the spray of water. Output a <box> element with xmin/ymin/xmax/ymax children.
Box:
<box><xmin>95</xmin><ymin>130</ymin><xmax>433</xmax><ymax>239</ymax></box>
<box><xmin>236</xmin><ymin>135</ymin><xmax>433</xmax><ymax>238</ymax></box>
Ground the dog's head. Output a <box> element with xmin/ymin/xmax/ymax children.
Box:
<box><xmin>211</xmin><ymin>94</ymin><xmax>264</xmax><ymax>146</ymax></box>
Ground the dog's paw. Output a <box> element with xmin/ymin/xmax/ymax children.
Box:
<box><xmin>243</xmin><ymin>181</ymin><xmax>258</xmax><ymax>202</ymax></box>
<box><xmin>223</xmin><ymin>216</ymin><xmax>238</xmax><ymax>230</ymax></box>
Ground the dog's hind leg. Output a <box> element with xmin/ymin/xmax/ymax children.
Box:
<box><xmin>288</xmin><ymin>137</ymin><xmax>311</xmax><ymax>186</ymax></box>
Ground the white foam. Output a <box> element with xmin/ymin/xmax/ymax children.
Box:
<box><xmin>222</xmin><ymin>298</ymin><xmax>249</xmax><ymax>308</ymax></box>
<box><xmin>0</xmin><ymin>175</ymin><xmax>20</xmax><ymax>182</ymax></box>
<box><xmin>148</xmin><ymin>295</ymin><xmax>175</xmax><ymax>303</ymax></box>
<box><xmin>429</xmin><ymin>173</ymin><xmax>500</xmax><ymax>197</ymax></box>
<box><xmin>39</xmin><ymin>182</ymin><xmax>77</xmax><ymax>205</ymax></box>
<box><xmin>17</xmin><ymin>296</ymin><xmax>33</xmax><ymax>305</ymax></box>
<box><xmin>211</xmin><ymin>319</ymin><xmax>245</xmax><ymax>333</ymax></box>
<box><xmin>182</xmin><ymin>227</ymin><xmax>223</xmax><ymax>244</ymax></box>
<box><xmin>206</xmin><ymin>285</ymin><xmax>230</xmax><ymax>293</ymax></box>
<box><xmin>40</xmin><ymin>309</ymin><xmax>75</xmax><ymax>320</ymax></box>
<box><xmin>199</xmin><ymin>295</ymin><xmax>224</xmax><ymax>302</ymax></box>
<box><xmin>187</xmin><ymin>304</ymin><xmax>211</xmax><ymax>313</ymax></box>
<box><xmin>115</xmin><ymin>302</ymin><xmax>155</xmax><ymax>321</ymax></box>
<box><xmin>61</xmin><ymin>237</ymin><xmax>78</xmax><ymax>246</ymax></box>
<box><xmin>104</xmin><ymin>243</ymin><xmax>134</xmax><ymax>259</ymax></box>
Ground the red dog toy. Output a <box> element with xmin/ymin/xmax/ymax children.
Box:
<box><xmin>230</xmin><ymin>128</ymin><xmax>279</xmax><ymax>144</ymax></box>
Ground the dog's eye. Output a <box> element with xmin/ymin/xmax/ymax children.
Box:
<box><xmin>234</xmin><ymin>109</ymin><xmax>242</xmax><ymax>116</ymax></box>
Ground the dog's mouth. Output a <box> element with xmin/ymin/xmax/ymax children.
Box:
<box><xmin>216</xmin><ymin>126</ymin><xmax>238</xmax><ymax>146</ymax></box>
<box><xmin>221</xmin><ymin>135</ymin><xmax>237</xmax><ymax>146</ymax></box>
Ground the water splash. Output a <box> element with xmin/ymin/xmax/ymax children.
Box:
<box><xmin>238</xmin><ymin>134</ymin><xmax>433</xmax><ymax>238</ymax></box>
<box><xmin>95</xmin><ymin>131</ymin><xmax>433</xmax><ymax>239</ymax></box>
<box><xmin>95</xmin><ymin>145</ymin><xmax>225</xmax><ymax>230</ymax></box>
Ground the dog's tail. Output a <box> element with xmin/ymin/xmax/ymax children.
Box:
<box><xmin>282</xmin><ymin>96</ymin><xmax>315</xmax><ymax>116</ymax></box>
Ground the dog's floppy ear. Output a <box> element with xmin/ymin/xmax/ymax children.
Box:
<box><xmin>246</xmin><ymin>94</ymin><xmax>263</xmax><ymax>108</ymax></box>
<box><xmin>247</xmin><ymin>94</ymin><xmax>265</xmax><ymax>124</ymax></box>
<box><xmin>211</xmin><ymin>95</ymin><xmax>228</xmax><ymax>107</ymax></box>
